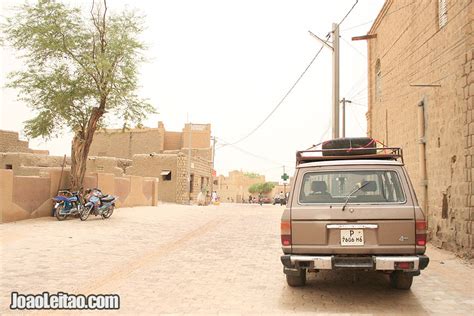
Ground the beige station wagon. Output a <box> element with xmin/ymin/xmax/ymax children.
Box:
<box><xmin>281</xmin><ymin>138</ymin><xmax>429</xmax><ymax>290</ymax></box>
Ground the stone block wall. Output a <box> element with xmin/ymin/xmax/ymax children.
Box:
<box><xmin>0</xmin><ymin>130</ymin><xmax>32</xmax><ymax>153</ymax></box>
<box><xmin>89</xmin><ymin>127</ymin><xmax>165</xmax><ymax>159</ymax></box>
<box><xmin>89</xmin><ymin>122</ymin><xmax>212</xmax><ymax>160</ymax></box>
<box><xmin>367</xmin><ymin>0</ymin><xmax>473</xmax><ymax>256</ymax></box>
<box><xmin>176</xmin><ymin>153</ymin><xmax>213</xmax><ymax>204</ymax></box>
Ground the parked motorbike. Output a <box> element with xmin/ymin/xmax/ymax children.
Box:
<box><xmin>80</xmin><ymin>188</ymin><xmax>117</xmax><ymax>221</ymax></box>
<box><xmin>52</xmin><ymin>190</ymin><xmax>84</xmax><ymax>221</ymax></box>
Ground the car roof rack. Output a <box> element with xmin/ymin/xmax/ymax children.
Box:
<box><xmin>296</xmin><ymin>138</ymin><xmax>404</xmax><ymax>165</ymax></box>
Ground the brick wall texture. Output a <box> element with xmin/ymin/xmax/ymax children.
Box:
<box><xmin>367</xmin><ymin>0</ymin><xmax>473</xmax><ymax>256</ymax></box>
<box><xmin>0</xmin><ymin>130</ymin><xmax>32</xmax><ymax>153</ymax></box>
<box><xmin>89</xmin><ymin>122</ymin><xmax>211</xmax><ymax>160</ymax></box>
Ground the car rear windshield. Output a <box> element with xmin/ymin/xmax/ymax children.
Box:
<box><xmin>299</xmin><ymin>170</ymin><xmax>405</xmax><ymax>204</ymax></box>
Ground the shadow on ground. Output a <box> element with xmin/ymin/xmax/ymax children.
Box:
<box><xmin>279</xmin><ymin>270</ymin><xmax>426</xmax><ymax>314</ymax></box>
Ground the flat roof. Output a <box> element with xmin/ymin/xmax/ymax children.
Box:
<box><xmin>297</xmin><ymin>159</ymin><xmax>403</xmax><ymax>168</ymax></box>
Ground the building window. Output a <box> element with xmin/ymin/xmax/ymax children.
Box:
<box><xmin>161</xmin><ymin>170</ymin><xmax>172</xmax><ymax>181</ymax></box>
<box><xmin>438</xmin><ymin>0</ymin><xmax>448</xmax><ymax>28</ymax></box>
<box><xmin>213</xmin><ymin>180</ymin><xmax>218</xmax><ymax>185</ymax></box>
<box><xmin>5</xmin><ymin>164</ymin><xmax>12</xmax><ymax>169</ymax></box>
<box><xmin>190</xmin><ymin>174</ymin><xmax>194</xmax><ymax>193</ymax></box>
<box><xmin>375</xmin><ymin>59</ymin><xmax>381</xmax><ymax>101</ymax></box>
<box><xmin>200</xmin><ymin>176</ymin><xmax>205</xmax><ymax>191</ymax></box>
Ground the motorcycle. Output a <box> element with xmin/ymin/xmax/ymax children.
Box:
<box><xmin>80</xmin><ymin>188</ymin><xmax>117</xmax><ymax>221</ymax></box>
<box><xmin>52</xmin><ymin>190</ymin><xmax>84</xmax><ymax>221</ymax></box>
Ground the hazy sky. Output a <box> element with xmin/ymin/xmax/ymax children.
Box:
<box><xmin>0</xmin><ymin>0</ymin><xmax>384</xmax><ymax>181</ymax></box>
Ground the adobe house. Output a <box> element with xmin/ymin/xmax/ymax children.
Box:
<box><xmin>365</xmin><ymin>0</ymin><xmax>473</xmax><ymax>256</ymax></box>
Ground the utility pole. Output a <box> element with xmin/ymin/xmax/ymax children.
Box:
<box><xmin>340</xmin><ymin>98</ymin><xmax>351</xmax><ymax>138</ymax></box>
<box><xmin>211</xmin><ymin>136</ymin><xmax>216</xmax><ymax>198</ymax></box>
<box><xmin>332</xmin><ymin>23</ymin><xmax>340</xmax><ymax>139</ymax></box>
<box><xmin>309</xmin><ymin>23</ymin><xmax>340</xmax><ymax>139</ymax></box>
<box><xmin>211</xmin><ymin>136</ymin><xmax>216</xmax><ymax>170</ymax></box>
<box><xmin>187</xmin><ymin>120</ymin><xmax>192</xmax><ymax>205</ymax></box>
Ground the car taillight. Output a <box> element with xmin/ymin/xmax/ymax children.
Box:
<box><xmin>395</xmin><ymin>262</ymin><xmax>414</xmax><ymax>270</ymax></box>
<box><xmin>415</xmin><ymin>220</ymin><xmax>427</xmax><ymax>246</ymax></box>
<box><xmin>281</xmin><ymin>220</ymin><xmax>291</xmax><ymax>246</ymax></box>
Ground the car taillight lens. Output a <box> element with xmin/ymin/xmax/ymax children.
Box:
<box><xmin>415</xmin><ymin>220</ymin><xmax>427</xmax><ymax>246</ymax></box>
<box><xmin>395</xmin><ymin>262</ymin><xmax>413</xmax><ymax>270</ymax></box>
<box><xmin>281</xmin><ymin>221</ymin><xmax>291</xmax><ymax>246</ymax></box>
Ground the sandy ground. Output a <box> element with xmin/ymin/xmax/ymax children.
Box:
<box><xmin>1</xmin><ymin>203</ymin><xmax>473</xmax><ymax>314</ymax></box>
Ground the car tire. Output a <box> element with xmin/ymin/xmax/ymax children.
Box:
<box><xmin>390</xmin><ymin>271</ymin><xmax>413</xmax><ymax>290</ymax></box>
<box><xmin>286</xmin><ymin>269</ymin><xmax>306</xmax><ymax>287</ymax></box>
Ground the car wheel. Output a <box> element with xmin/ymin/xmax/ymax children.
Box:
<box><xmin>390</xmin><ymin>271</ymin><xmax>413</xmax><ymax>290</ymax></box>
<box><xmin>286</xmin><ymin>269</ymin><xmax>306</xmax><ymax>287</ymax></box>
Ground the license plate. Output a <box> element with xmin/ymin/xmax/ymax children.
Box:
<box><xmin>341</xmin><ymin>229</ymin><xmax>364</xmax><ymax>246</ymax></box>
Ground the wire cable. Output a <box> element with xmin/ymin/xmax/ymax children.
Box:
<box><xmin>341</xmin><ymin>2</ymin><xmax>415</xmax><ymax>32</ymax></box>
<box><xmin>341</xmin><ymin>36</ymin><xmax>366</xmax><ymax>58</ymax></box>
<box><xmin>223</xmin><ymin>45</ymin><xmax>325</xmax><ymax>147</ymax></box>
<box><xmin>336</xmin><ymin>0</ymin><xmax>359</xmax><ymax>28</ymax></box>
<box><xmin>226</xmin><ymin>0</ymin><xmax>360</xmax><ymax>147</ymax></box>
<box><xmin>221</xmin><ymin>0</ymin><xmax>359</xmax><ymax>150</ymax></box>
<box><xmin>216</xmin><ymin>137</ymin><xmax>293</xmax><ymax>167</ymax></box>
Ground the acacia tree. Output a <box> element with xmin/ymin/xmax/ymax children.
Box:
<box><xmin>3</xmin><ymin>0</ymin><xmax>155</xmax><ymax>189</ymax></box>
<box><xmin>248</xmin><ymin>182</ymin><xmax>275</xmax><ymax>195</ymax></box>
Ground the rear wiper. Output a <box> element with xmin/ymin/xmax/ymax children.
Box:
<box><xmin>342</xmin><ymin>182</ymin><xmax>369</xmax><ymax>211</ymax></box>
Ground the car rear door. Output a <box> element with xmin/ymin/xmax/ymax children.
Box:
<box><xmin>290</xmin><ymin>164</ymin><xmax>416</xmax><ymax>255</ymax></box>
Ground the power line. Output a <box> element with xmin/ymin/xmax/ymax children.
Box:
<box><xmin>226</xmin><ymin>1</ymin><xmax>360</xmax><ymax>147</ymax></box>
<box><xmin>341</xmin><ymin>19</ymin><xmax>375</xmax><ymax>32</ymax></box>
<box><xmin>341</xmin><ymin>2</ymin><xmax>415</xmax><ymax>32</ymax></box>
<box><xmin>342</xmin><ymin>73</ymin><xmax>366</xmax><ymax>97</ymax></box>
<box><xmin>341</xmin><ymin>36</ymin><xmax>366</xmax><ymax>58</ymax></box>
<box><xmin>216</xmin><ymin>137</ymin><xmax>293</xmax><ymax>167</ymax></box>
<box><xmin>224</xmin><ymin>45</ymin><xmax>325</xmax><ymax>147</ymax></box>
<box><xmin>347</xmin><ymin>85</ymin><xmax>367</xmax><ymax>100</ymax></box>
<box><xmin>336</xmin><ymin>0</ymin><xmax>359</xmax><ymax>28</ymax></box>
<box><xmin>325</xmin><ymin>0</ymin><xmax>359</xmax><ymax>38</ymax></box>
<box><xmin>351</xmin><ymin>101</ymin><xmax>367</xmax><ymax>107</ymax></box>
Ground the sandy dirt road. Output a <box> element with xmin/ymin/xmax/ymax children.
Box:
<box><xmin>1</xmin><ymin>203</ymin><xmax>473</xmax><ymax>314</ymax></box>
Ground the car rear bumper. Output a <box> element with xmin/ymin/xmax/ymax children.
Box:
<box><xmin>281</xmin><ymin>254</ymin><xmax>429</xmax><ymax>274</ymax></box>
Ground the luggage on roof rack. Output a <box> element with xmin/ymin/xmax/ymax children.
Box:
<box><xmin>322</xmin><ymin>137</ymin><xmax>376</xmax><ymax>156</ymax></box>
<box><xmin>296</xmin><ymin>137</ymin><xmax>403</xmax><ymax>165</ymax></box>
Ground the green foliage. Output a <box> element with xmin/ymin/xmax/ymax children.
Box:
<box><xmin>248</xmin><ymin>183</ymin><xmax>258</xmax><ymax>194</ymax></box>
<box><xmin>2</xmin><ymin>0</ymin><xmax>156</xmax><ymax>139</ymax></box>
<box><xmin>248</xmin><ymin>182</ymin><xmax>275</xmax><ymax>194</ymax></box>
<box><xmin>244</xmin><ymin>172</ymin><xmax>261</xmax><ymax>179</ymax></box>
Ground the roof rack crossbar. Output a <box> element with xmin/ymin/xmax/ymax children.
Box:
<box><xmin>296</xmin><ymin>146</ymin><xmax>404</xmax><ymax>165</ymax></box>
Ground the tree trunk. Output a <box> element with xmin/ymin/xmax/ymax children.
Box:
<box><xmin>70</xmin><ymin>134</ymin><xmax>89</xmax><ymax>191</ymax></box>
<box><xmin>70</xmin><ymin>105</ymin><xmax>105</xmax><ymax>191</ymax></box>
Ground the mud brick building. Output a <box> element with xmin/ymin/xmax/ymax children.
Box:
<box><xmin>89</xmin><ymin>121</ymin><xmax>212</xmax><ymax>161</ymax></box>
<box><xmin>0</xmin><ymin>130</ymin><xmax>48</xmax><ymax>155</ymax></box>
<box><xmin>90</xmin><ymin>122</ymin><xmax>213</xmax><ymax>204</ymax></box>
<box><xmin>127</xmin><ymin>152</ymin><xmax>212</xmax><ymax>204</ymax></box>
<box><xmin>214</xmin><ymin>171</ymin><xmax>266</xmax><ymax>203</ymax></box>
<box><xmin>1</xmin><ymin>121</ymin><xmax>213</xmax><ymax>205</ymax></box>
<box><xmin>366</xmin><ymin>0</ymin><xmax>473</xmax><ymax>256</ymax></box>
